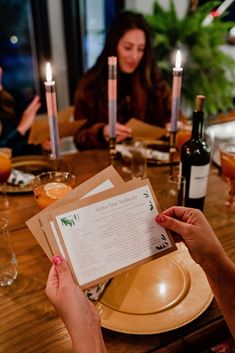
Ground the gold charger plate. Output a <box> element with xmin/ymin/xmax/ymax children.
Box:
<box><xmin>95</xmin><ymin>243</ymin><xmax>213</xmax><ymax>334</ymax></box>
<box><xmin>5</xmin><ymin>155</ymin><xmax>53</xmax><ymax>193</ymax></box>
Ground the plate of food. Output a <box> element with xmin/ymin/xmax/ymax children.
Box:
<box><xmin>116</xmin><ymin>138</ymin><xmax>179</xmax><ymax>166</ymax></box>
<box><xmin>5</xmin><ymin>155</ymin><xmax>53</xmax><ymax>193</ymax></box>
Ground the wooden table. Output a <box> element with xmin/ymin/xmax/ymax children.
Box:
<box><xmin>0</xmin><ymin>150</ymin><xmax>234</xmax><ymax>353</ymax></box>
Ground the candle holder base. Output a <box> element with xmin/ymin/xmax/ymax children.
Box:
<box><xmin>169</xmin><ymin>131</ymin><xmax>177</xmax><ymax>176</ymax></box>
<box><xmin>109</xmin><ymin>138</ymin><xmax>117</xmax><ymax>165</ymax></box>
<box><xmin>49</xmin><ymin>157</ymin><xmax>71</xmax><ymax>173</ymax></box>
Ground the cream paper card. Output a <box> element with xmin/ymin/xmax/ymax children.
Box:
<box><xmin>126</xmin><ymin>118</ymin><xmax>166</xmax><ymax>141</ymax></box>
<box><xmin>28</xmin><ymin>106</ymin><xmax>87</xmax><ymax>144</ymax></box>
<box><xmin>51</xmin><ymin>178</ymin><xmax>176</xmax><ymax>289</ymax></box>
<box><xmin>26</xmin><ymin>166</ymin><xmax>124</xmax><ymax>259</ymax></box>
<box><xmin>40</xmin><ymin>179</ymin><xmax>124</xmax><ymax>257</ymax></box>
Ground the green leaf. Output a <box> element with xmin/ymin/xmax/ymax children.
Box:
<box><xmin>144</xmin><ymin>1</ymin><xmax>235</xmax><ymax>115</ymax></box>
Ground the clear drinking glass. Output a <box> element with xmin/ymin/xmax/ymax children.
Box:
<box><xmin>219</xmin><ymin>142</ymin><xmax>235</xmax><ymax>212</ymax></box>
<box><xmin>158</xmin><ymin>174</ymin><xmax>186</xmax><ymax>210</ymax></box>
<box><xmin>120</xmin><ymin>138</ymin><xmax>134</xmax><ymax>176</ymax></box>
<box><xmin>0</xmin><ymin>217</ymin><xmax>17</xmax><ymax>287</ymax></box>
<box><xmin>33</xmin><ymin>171</ymin><xmax>76</xmax><ymax>209</ymax></box>
<box><xmin>131</xmin><ymin>140</ymin><xmax>147</xmax><ymax>179</ymax></box>
<box><xmin>0</xmin><ymin>148</ymin><xmax>12</xmax><ymax>209</ymax></box>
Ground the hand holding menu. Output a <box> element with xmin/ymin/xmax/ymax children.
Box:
<box><xmin>27</xmin><ymin>167</ymin><xmax>176</xmax><ymax>289</ymax></box>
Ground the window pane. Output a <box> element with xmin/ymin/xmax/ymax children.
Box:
<box><xmin>0</xmin><ymin>0</ymin><xmax>37</xmax><ymax>113</ymax></box>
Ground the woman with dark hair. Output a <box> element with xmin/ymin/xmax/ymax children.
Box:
<box><xmin>0</xmin><ymin>67</ymin><xmax>51</xmax><ymax>156</ymax></box>
<box><xmin>74</xmin><ymin>11</ymin><xmax>172</xmax><ymax>150</ymax></box>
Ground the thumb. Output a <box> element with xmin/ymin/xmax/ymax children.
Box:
<box><xmin>156</xmin><ymin>213</ymin><xmax>190</xmax><ymax>239</ymax></box>
<box><xmin>52</xmin><ymin>256</ymin><xmax>74</xmax><ymax>287</ymax></box>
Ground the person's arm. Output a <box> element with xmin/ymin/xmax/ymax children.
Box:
<box><xmin>156</xmin><ymin>207</ymin><xmax>235</xmax><ymax>338</ymax></box>
<box><xmin>17</xmin><ymin>95</ymin><xmax>41</xmax><ymax>135</ymax></box>
<box><xmin>45</xmin><ymin>256</ymin><xmax>107</xmax><ymax>353</ymax></box>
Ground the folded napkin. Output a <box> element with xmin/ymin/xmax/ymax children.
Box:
<box><xmin>85</xmin><ymin>280</ymin><xmax>110</xmax><ymax>301</ymax></box>
<box><xmin>7</xmin><ymin>169</ymin><xmax>35</xmax><ymax>187</ymax></box>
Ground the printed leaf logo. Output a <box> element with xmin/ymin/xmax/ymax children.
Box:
<box><xmin>156</xmin><ymin>234</ymin><xmax>169</xmax><ymax>250</ymax></box>
<box><xmin>143</xmin><ymin>191</ymin><xmax>154</xmax><ymax>211</ymax></box>
<box><xmin>143</xmin><ymin>191</ymin><xmax>149</xmax><ymax>198</ymax></box>
<box><xmin>61</xmin><ymin>216</ymin><xmax>75</xmax><ymax>228</ymax></box>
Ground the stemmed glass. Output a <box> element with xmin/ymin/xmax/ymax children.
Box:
<box><xmin>219</xmin><ymin>142</ymin><xmax>235</xmax><ymax>212</ymax></box>
<box><xmin>0</xmin><ymin>148</ymin><xmax>12</xmax><ymax>209</ymax></box>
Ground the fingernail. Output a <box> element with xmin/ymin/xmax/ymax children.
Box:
<box><xmin>156</xmin><ymin>214</ymin><xmax>166</xmax><ymax>223</ymax></box>
<box><xmin>52</xmin><ymin>255</ymin><xmax>63</xmax><ymax>265</ymax></box>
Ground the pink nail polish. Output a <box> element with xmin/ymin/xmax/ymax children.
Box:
<box><xmin>156</xmin><ymin>214</ymin><xmax>165</xmax><ymax>223</ymax></box>
<box><xmin>52</xmin><ymin>255</ymin><xmax>63</xmax><ymax>265</ymax></box>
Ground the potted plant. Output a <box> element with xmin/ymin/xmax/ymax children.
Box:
<box><xmin>145</xmin><ymin>1</ymin><xmax>235</xmax><ymax>116</ymax></box>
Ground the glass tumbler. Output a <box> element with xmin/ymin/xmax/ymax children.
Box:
<box><xmin>158</xmin><ymin>175</ymin><xmax>186</xmax><ymax>210</ymax></box>
<box><xmin>131</xmin><ymin>140</ymin><xmax>147</xmax><ymax>179</ymax></box>
<box><xmin>0</xmin><ymin>217</ymin><xmax>17</xmax><ymax>286</ymax></box>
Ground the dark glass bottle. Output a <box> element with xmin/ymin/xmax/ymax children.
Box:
<box><xmin>180</xmin><ymin>95</ymin><xmax>211</xmax><ymax>211</ymax></box>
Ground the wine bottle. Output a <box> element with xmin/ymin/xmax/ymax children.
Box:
<box><xmin>180</xmin><ymin>95</ymin><xmax>210</xmax><ymax>211</ymax></box>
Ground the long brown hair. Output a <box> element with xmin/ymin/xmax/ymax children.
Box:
<box><xmin>77</xmin><ymin>11</ymin><xmax>168</xmax><ymax>125</ymax></box>
<box><xmin>83</xmin><ymin>11</ymin><xmax>163</xmax><ymax>88</ymax></box>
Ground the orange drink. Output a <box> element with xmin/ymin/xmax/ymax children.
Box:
<box><xmin>0</xmin><ymin>148</ymin><xmax>12</xmax><ymax>183</ymax></box>
<box><xmin>219</xmin><ymin>142</ymin><xmax>235</xmax><ymax>210</ymax></box>
<box><xmin>176</xmin><ymin>129</ymin><xmax>191</xmax><ymax>154</ymax></box>
<box><xmin>33</xmin><ymin>171</ymin><xmax>75</xmax><ymax>209</ymax></box>
<box><xmin>220</xmin><ymin>148</ymin><xmax>235</xmax><ymax>180</ymax></box>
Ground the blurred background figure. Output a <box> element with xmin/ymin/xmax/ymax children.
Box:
<box><xmin>73</xmin><ymin>11</ymin><xmax>172</xmax><ymax>150</ymax></box>
<box><xmin>0</xmin><ymin>67</ymin><xmax>50</xmax><ymax>156</ymax></box>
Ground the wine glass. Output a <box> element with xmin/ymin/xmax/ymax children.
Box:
<box><xmin>0</xmin><ymin>148</ymin><xmax>12</xmax><ymax>209</ymax></box>
<box><xmin>219</xmin><ymin>142</ymin><xmax>235</xmax><ymax>212</ymax></box>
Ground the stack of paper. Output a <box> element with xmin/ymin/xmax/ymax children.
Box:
<box><xmin>26</xmin><ymin>166</ymin><xmax>176</xmax><ymax>290</ymax></box>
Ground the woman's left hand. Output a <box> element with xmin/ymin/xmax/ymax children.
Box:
<box><xmin>103</xmin><ymin>122</ymin><xmax>132</xmax><ymax>142</ymax></box>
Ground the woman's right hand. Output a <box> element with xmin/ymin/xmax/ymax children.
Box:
<box><xmin>156</xmin><ymin>207</ymin><xmax>226</xmax><ymax>272</ymax></box>
<box><xmin>103</xmin><ymin>122</ymin><xmax>132</xmax><ymax>142</ymax></box>
<box><xmin>17</xmin><ymin>95</ymin><xmax>41</xmax><ymax>135</ymax></box>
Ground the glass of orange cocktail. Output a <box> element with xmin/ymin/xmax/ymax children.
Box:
<box><xmin>33</xmin><ymin>171</ymin><xmax>76</xmax><ymax>209</ymax></box>
<box><xmin>219</xmin><ymin>142</ymin><xmax>235</xmax><ymax>212</ymax></box>
<box><xmin>176</xmin><ymin>127</ymin><xmax>191</xmax><ymax>155</ymax></box>
<box><xmin>0</xmin><ymin>148</ymin><xmax>12</xmax><ymax>209</ymax></box>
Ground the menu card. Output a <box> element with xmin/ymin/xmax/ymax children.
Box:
<box><xmin>26</xmin><ymin>166</ymin><xmax>124</xmax><ymax>259</ymax></box>
<box><xmin>28</xmin><ymin>106</ymin><xmax>86</xmax><ymax>144</ymax></box>
<box><xmin>26</xmin><ymin>166</ymin><xmax>176</xmax><ymax>289</ymax></box>
<box><xmin>126</xmin><ymin>118</ymin><xmax>166</xmax><ymax>141</ymax></box>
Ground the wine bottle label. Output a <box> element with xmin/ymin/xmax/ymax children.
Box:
<box><xmin>189</xmin><ymin>164</ymin><xmax>210</xmax><ymax>199</ymax></box>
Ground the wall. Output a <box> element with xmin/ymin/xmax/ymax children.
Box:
<box><xmin>125</xmin><ymin>0</ymin><xmax>188</xmax><ymax>18</ymax></box>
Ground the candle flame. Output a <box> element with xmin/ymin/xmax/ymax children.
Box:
<box><xmin>175</xmin><ymin>50</ymin><xmax>181</xmax><ymax>69</ymax></box>
<box><xmin>46</xmin><ymin>62</ymin><xmax>52</xmax><ymax>82</ymax></box>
